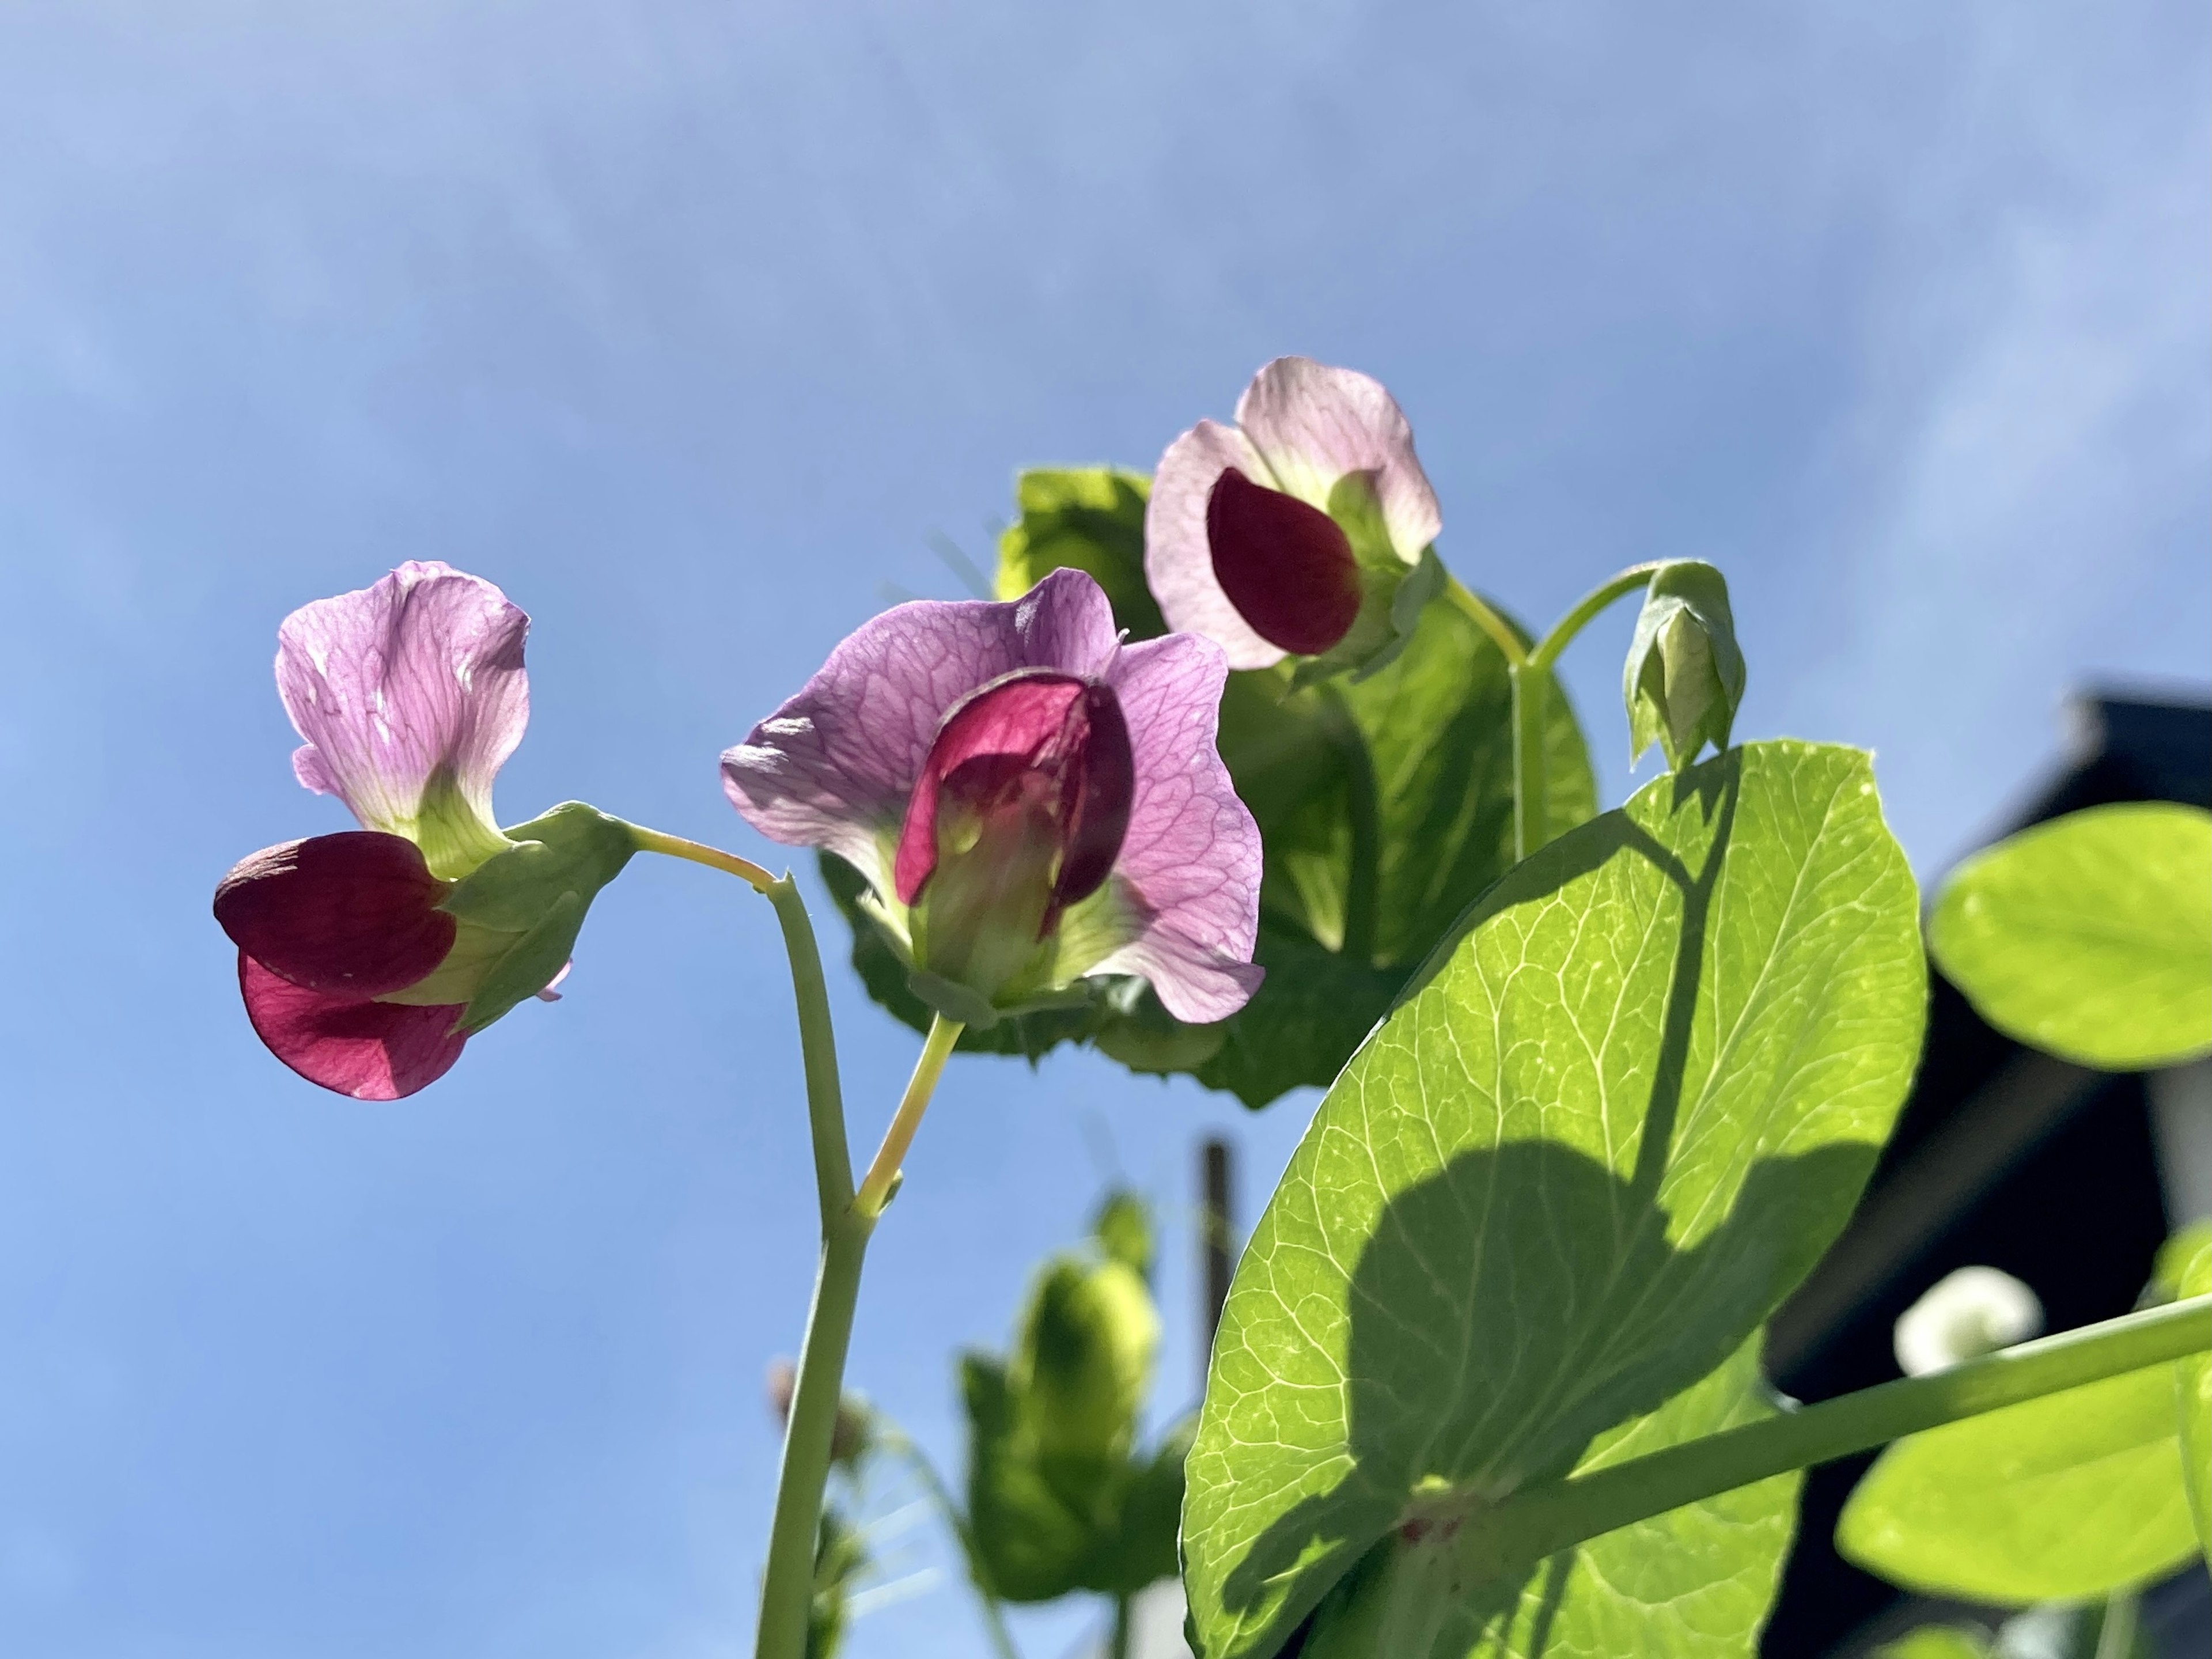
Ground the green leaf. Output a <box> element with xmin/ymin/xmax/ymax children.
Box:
<box><xmin>1182</xmin><ymin>742</ymin><xmax>1926</xmax><ymax>1659</ymax></box>
<box><xmin>1929</xmin><ymin>803</ymin><xmax>2212</xmax><ymax>1069</ymax></box>
<box><xmin>961</xmin><ymin>1352</ymin><xmax>1094</xmax><ymax>1602</ymax></box>
<box><xmin>995</xmin><ymin>467</ymin><xmax>1164</xmax><ymax>638</ymax></box>
<box><xmin>2163</xmin><ymin>1226</ymin><xmax>2211</xmax><ymax>1558</ymax></box>
<box><xmin>1869</xmin><ymin>1630</ymin><xmax>1993</xmax><ymax>1659</ymax></box>
<box><xmin>1837</xmin><ymin>1362</ymin><xmax>2200</xmax><ymax>1603</ymax></box>
<box><xmin>1296</xmin><ymin>1338</ymin><xmax>1800</xmax><ymax>1659</ymax></box>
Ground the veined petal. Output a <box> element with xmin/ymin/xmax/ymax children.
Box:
<box><xmin>1144</xmin><ymin>419</ymin><xmax>1286</xmax><ymax>671</ymax></box>
<box><xmin>214</xmin><ymin>831</ymin><xmax>457</xmax><ymax>998</ymax></box>
<box><xmin>237</xmin><ymin>953</ymin><xmax>467</xmax><ymax>1100</ymax></box>
<box><xmin>1088</xmin><ymin>632</ymin><xmax>1263</xmax><ymax>1023</ymax></box>
<box><xmin>277</xmin><ymin>562</ymin><xmax>529</xmax><ymax>880</ymax></box>
<box><xmin>1233</xmin><ymin>357</ymin><xmax>1441</xmax><ymax>565</ymax></box>
<box><xmin>722</xmin><ymin>567</ymin><xmax>1121</xmax><ymax>884</ymax></box>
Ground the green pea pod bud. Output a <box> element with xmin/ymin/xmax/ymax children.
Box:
<box><xmin>1014</xmin><ymin>1255</ymin><xmax>1160</xmax><ymax>1485</ymax></box>
<box><xmin>1622</xmin><ymin>561</ymin><xmax>1746</xmax><ymax>771</ymax></box>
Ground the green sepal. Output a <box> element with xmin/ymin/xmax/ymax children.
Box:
<box><xmin>1623</xmin><ymin>560</ymin><xmax>1747</xmax><ymax>770</ymax></box>
<box><xmin>435</xmin><ymin>801</ymin><xmax>637</xmax><ymax>1035</ymax></box>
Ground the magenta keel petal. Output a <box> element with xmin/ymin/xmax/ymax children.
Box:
<box><xmin>215</xmin><ymin>831</ymin><xmax>457</xmax><ymax>998</ymax></box>
<box><xmin>238</xmin><ymin>953</ymin><xmax>468</xmax><ymax>1100</ymax></box>
<box><xmin>1206</xmin><ymin>468</ymin><xmax>1362</xmax><ymax>657</ymax></box>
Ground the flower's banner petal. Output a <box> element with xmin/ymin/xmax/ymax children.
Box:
<box><xmin>1183</xmin><ymin>743</ymin><xmax>1924</xmax><ymax>1659</ymax></box>
<box><xmin>1293</xmin><ymin>1338</ymin><xmax>1798</xmax><ymax>1659</ymax></box>
<box><xmin>723</xmin><ymin>569</ymin><xmax>1120</xmax><ymax>881</ymax></box>
<box><xmin>1206</xmin><ymin>469</ymin><xmax>1362</xmax><ymax>658</ymax></box>
<box><xmin>276</xmin><ymin>562</ymin><xmax>529</xmax><ymax>880</ymax></box>
<box><xmin>1930</xmin><ymin>802</ymin><xmax>2212</xmax><ymax>1069</ymax></box>
<box><xmin>1081</xmin><ymin>632</ymin><xmax>1263</xmax><ymax>1024</ymax></box>
<box><xmin>1146</xmin><ymin>422</ymin><xmax>1286</xmax><ymax>671</ymax></box>
<box><xmin>237</xmin><ymin>953</ymin><xmax>467</xmax><ymax>1100</ymax></box>
<box><xmin>1233</xmin><ymin>357</ymin><xmax>1441</xmax><ymax>563</ymax></box>
<box><xmin>214</xmin><ymin>831</ymin><xmax>457</xmax><ymax>998</ymax></box>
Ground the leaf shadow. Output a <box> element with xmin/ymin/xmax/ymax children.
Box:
<box><xmin>1209</xmin><ymin>751</ymin><xmax>1873</xmax><ymax>1653</ymax></box>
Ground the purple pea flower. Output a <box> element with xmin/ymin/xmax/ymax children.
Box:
<box><xmin>722</xmin><ymin>569</ymin><xmax>1263</xmax><ymax>1027</ymax></box>
<box><xmin>1145</xmin><ymin>357</ymin><xmax>1444</xmax><ymax>679</ymax></box>
<box><xmin>213</xmin><ymin>562</ymin><xmax>565</xmax><ymax>1100</ymax></box>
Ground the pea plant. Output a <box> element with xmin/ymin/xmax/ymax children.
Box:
<box><xmin>211</xmin><ymin>358</ymin><xmax>2211</xmax><ymax>1658</ymax></box>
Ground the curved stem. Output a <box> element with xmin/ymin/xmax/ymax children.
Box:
<box><xmin>1440</xmin><ymin>1294</ymin><xmax>2212</xmax><ymax>1579</ymax></box>
<box><xmin>854</xmin><ymin>1014</ymin><xmax>963</xmax><ymax>1219</ymax></box>
<box><xmin>628</xmin><ymin>825</ymin><xmax>777</xmax><ymax>892</ymax></box>
<box><xmin>1444</xmin><ymin>578</ymin><xmax>1528</xmax><ymax>668</ymax></box>
<box><xmin>1527</xmin><ymin>563</ymin><xmax>1664</xmax><ymax>674</ymax></box>
<box><xmin>878</xmin><ymin>1426</ymin><xmax>1023</xmax><ymax>1659</ymax></box>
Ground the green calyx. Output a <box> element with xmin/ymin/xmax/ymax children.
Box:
<box><xmin>1623</xmin><ymin>559</ymin><xmax>1747</xmax><ymax>771</ymax></box>
<box><xmin>401</xmin><ymin>767</ymin><xmax>520</xmax><ymax>882</ymax></box>
<box><xmin>1289</xmin><ymin>472</ymin><xmax>1442</xmax><ymax>690</ymax></box>
<box><xmin>381</xmin><ymin>801</ymin><xmax>636</xmax><ymax>1034</ymax></box>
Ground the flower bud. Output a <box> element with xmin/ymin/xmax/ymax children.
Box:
<box><xmin>1893</xmin><ymin>1266</ymin><xmax>2043</xmax><ymax>1377</ymax></box>
<box><xmin>1623</xmin><ymin>560</ymin><xmax>1746</xmax><ymax>771</ymax></box>
<box><xmin>1013</xmin><ymin>1255</ymin><xmax>1159</xmax><ymax>1484</ymax></box>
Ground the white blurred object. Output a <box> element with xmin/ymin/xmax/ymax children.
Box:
<box><xmin>1893</xmin><ymin>1266</ymin><xmax>2045</xmax><ymax>1377</ymax></box>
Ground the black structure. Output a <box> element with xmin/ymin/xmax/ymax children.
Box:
<box><xmin>1760</xmin><ymin>692</ymin><xmax>2212</xmax><ymax>1657</ymax></box>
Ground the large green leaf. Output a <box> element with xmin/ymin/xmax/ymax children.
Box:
<box><xmin>1182</xmin><ymin>741</ymin><xmax>1925</xmax><ymax>1659</ymax></box>
<box><xmin>1930</xmin><ymin>802</ymin><xmax>2212</xmax><ymax>1069</ymax></box>
<box><xmin>832</xmin><ymin>466</ymin><xmax>1594</xmax><ymax>1105</ymax></box>
<box><xmin>1836</xmin><ymin>1363</ymin><xmax>2199</xmax><ymax>1603</ymax></box>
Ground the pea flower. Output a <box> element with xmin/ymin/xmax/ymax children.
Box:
<box><xmin>721</xmin><ymin>569</ymin><xmax>1262</xmax><ymax>1028</ymax></box>
<box><xmin>214</xmin><ymin>562</ymin><xmax>632</xmax><ymax>1100</ymax></box>
<box><xmin>1144</xmin><ymin>357</ymin><xmax>1444</xmax><ymax>681</ymax></box>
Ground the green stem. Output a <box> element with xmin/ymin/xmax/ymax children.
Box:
<box><xmin>1444</xmin><ymin>578</ymin><xmax>1528</xmax><ymax>668</ymax></box>
<box><xmin>1527</xmin><ymin>563</ymin><xmax>1664</xmax><ymax>674</ymax></box>
<box><xmin>853</xmin><ymin>1014</ymin><xmax>963</xmax><ymax>1219</ymax></box>
<box><xmin>1108</xmin><ymin>1592</ymin><xmax>1133</xmax><ymax>1659</ymax></box>
<box><xmin>757</xmin><ymin>1214</ymin><xmax>871</xmax><ymax>1659</ymax></box>
<box><xmin>765</xmin><ymin>877</ymin><xmax>855</xmax><ymax>1224</ymax></box>
<box><xmin>2094</xmin><ymin>1590</ymin><xmax>2139</xmax><ymax>1659</ymax></box>
<box><xmin>1440</xmin><ymin>1295</ymin><xmax>2212</xmax><ymax>1578</ymax></box>
<box><xmin>879</xmin><ymin>1427</ymin><xmax>1022</xmax><ymax>1659</ymax></box>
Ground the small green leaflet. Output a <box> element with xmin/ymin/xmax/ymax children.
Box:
<box><xmin>1182</xmin><ymin>742</ymin><xmax>1925</xmax><ymax>1659</ymax></box>
<box><xmin>1836</xmin><ymin>1363</ymin><xmax>2199</xmax><ymax>1603</ymax></box>
<box><xmin>1930</xmin><ymin>802</ymin><xmax>2212</xmax><ymax>1069</ymax></box>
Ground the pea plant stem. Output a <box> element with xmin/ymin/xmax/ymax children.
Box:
<box><xmin>1444</xmin><ymin>1294</ymin><xmax>2212</xmax><ymax>1577</ymax></box>
<box><xmin>630</xmin><ymin>835</ymin><xmax>961</xmax><ymax>1659</ymax></box>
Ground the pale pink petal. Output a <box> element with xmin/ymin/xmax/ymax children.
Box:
<box><xmin>722</xmin><ymin>568</ymin><xmax>1120</xmax><ymax>880</ymax></box>
<box><xmin>1143</xmin><ymin>419</ymin><xmax>1286</xmax><ymax>671</ymax></box>
<box><xmin>1233</xmin><ymin>357</ymin><xmax>1441</xmax><ymax>564</ymax></box>
<box><xmin>276</xmin><ymin>562</ymin><xmax>529</xmax><ymax>863</ymax></box>
<box><xmin>1089</xmin><ymin>632</ymin><xmax>1263</xmax><ymax>1023</ymax></box>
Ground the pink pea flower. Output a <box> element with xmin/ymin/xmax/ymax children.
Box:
<box><xmin>722</xmin><ymin>569</ymin><xmax>1263</xmax><ymax>1028</ymax></box>
<box><xmin>1145</xmin><ymin>357</ymin><xmax>1444</xmax><ymax>679</ymax></box>
<box><xmin>214</xmin><ymin>562</ymin><xmax>600</xmax><ymax>1100</ymax></box>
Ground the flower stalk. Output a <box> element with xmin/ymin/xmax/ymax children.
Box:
<box><xmin>1434</xmin><ymin>1294</ymin><xmax>2212</xmax><ymax>1584</ymax></box>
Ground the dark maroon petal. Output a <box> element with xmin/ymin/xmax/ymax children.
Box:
<box><xmin>238</xmin><ymin>953</ymin><xmax>467</xmax><ymax>1100</ymax></box>
<box><xmin>214</xmin><ymin>831</ymin><xmax>457</xmax><ymax>998</ymax></box>
<box><xmin>1052</xmin><ymin>685</ymin><xmax>1132</xmax><ymax>908</ymax></box>
<box><xmin>1205</xmin><ymin>467</ymin><xmax>1362</xmax><ymax>657</ymax></box>
<box><xmin>892</xmin><ymin>671</ymin><xmax>1132</xmax><ymax>912</ymax></box>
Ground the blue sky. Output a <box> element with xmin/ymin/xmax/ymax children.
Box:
<box><xmin>0</xmin><ymin>3</ymin><xmax>2205</xmax><ymax>1656</ymax></box>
